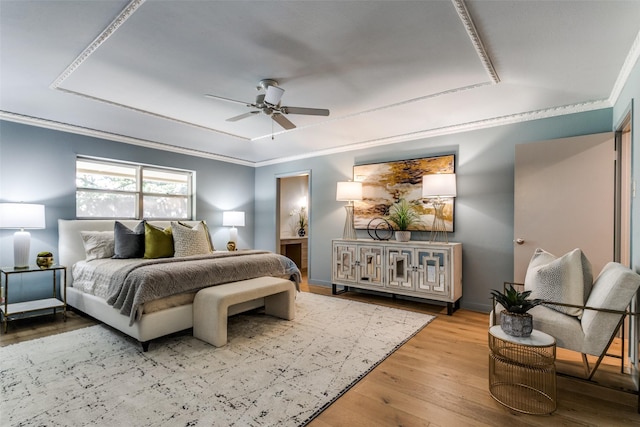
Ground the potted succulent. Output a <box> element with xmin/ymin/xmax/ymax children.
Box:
<box><xmin>490</xmin><ymin>285</ymin><xmax>544</xmax><ymax>337</ymax></box>
<box><xmin>386</xmin><ymin>199</ymin><xmax>422</xmax><ymax>242</ymax></box>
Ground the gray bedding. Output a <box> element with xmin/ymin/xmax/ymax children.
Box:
<box><xmin>76</xmin><ymin>250</ymin><xmax>301</xmax><ymax>325</ymax></box>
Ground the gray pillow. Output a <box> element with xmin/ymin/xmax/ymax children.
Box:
<box><xmin>112</xmin><ymin>221</ymin><xmax>145</xmax><ymax>259</ymax></box>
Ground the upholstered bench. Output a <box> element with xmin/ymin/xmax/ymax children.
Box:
<box><xmin>193</xmin><ymin>276</ymin><xmax>296</xmax><ymax>347</ymax></box>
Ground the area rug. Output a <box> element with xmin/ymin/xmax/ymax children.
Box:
<box><xmin>0</xmin><ymin>292</ymin><xmax>434</xmax><ymax>427</ymax></box>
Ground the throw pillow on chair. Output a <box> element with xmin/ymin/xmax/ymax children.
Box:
<box><xmin>524</xmin><ymin>248</ymin><xmax>593</xmax><ymax>318</ymax></box>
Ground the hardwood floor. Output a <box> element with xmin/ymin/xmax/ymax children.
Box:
<box><xmin>2</xmin><ymin>282</ymin><xmax>639</xmax><ymax>426</ymax></box>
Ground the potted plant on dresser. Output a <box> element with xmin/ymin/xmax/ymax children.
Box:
<box><xmin>386</xmin><ymin>199</ymin><xmax>422</xmax><ymax>242</ymax></box>
<box><xmin>490</xmin><ymin>284</ymin><xmax>544</xmax><ymax>337</ymax></box>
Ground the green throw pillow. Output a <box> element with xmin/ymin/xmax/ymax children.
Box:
<box><xmin>144</xmin><ymin>223</ymin><xmax>174</xmax><ymax>259</ymax></box>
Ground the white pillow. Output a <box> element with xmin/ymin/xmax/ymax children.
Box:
<box><xmin>80</xmin><ymin>231</ymin><xmax>115</xmax><ymax>261</ymax></box>
<box><xmin>524</xmin><ymin>248</ymin><xmax>593</xmax><ymax>317</ymax></box>
<box><xmin>171</xmin><ymin>221</ymin><xmax>213</xmax><ymax>257</ymax></box>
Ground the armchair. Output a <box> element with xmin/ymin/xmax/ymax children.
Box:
<box><xmin>492</xmin><ymin>262</ymin><xmax>640</xmax><ymax>380</ymax></box>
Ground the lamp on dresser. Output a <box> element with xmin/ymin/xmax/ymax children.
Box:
<box><xmin>222</xmin><ymin>211</ymin><xmax>244</xmax><ymax>251</ymax></box>
<box><xmin>422</xmin><ymin>174</ymin><xmax>456</xmax><ymax>243</ymax></box>
<box><xmin>336</xmin><ymin>181</ymin><xmax>362</xmax><ymax>240</ymax></box>
<box><xmin>0</xmin><ymin>203</ymin><xmax>46</xmax><ymax>268</ymax></box>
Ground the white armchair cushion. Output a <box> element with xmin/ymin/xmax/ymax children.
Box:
<box><xmin>524</xmin><ymin>248</ymin><xmax>592</xmax><ymax>317</ymax></box>
<box><xmin>530</xmin><ymin>305</ymin><xmax>584</xmax><ymax>352</ymax></box>
<box><xmin>580</xmin><ymin>262</ymin><xmax>640</xmax><ymax>356</ymax></box>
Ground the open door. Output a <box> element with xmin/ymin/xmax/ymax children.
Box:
<box><xmin>276</xmin><ymin>172</ymin><xmax>310</xmax><ymax>276</ymax></box>
<box><xmin>514</xmin><ymin>132</ymin><xmax>615</xmax><ymax>282</ymax></box>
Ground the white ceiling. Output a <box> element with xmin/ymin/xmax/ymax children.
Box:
<box><xmin>2</xmin><ymin>0</ymin><xmax>639</xmax><ymax>166</ymax></box>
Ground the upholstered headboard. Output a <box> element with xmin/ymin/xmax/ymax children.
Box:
<box><xmin>58</xmin><ymin>219</ymin><xmax>201</xmax><ymax>285</ymax></box>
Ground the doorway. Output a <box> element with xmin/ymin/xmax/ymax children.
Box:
<box><xmin>276</xmin><ymin>171</ymin><xmax>310</xmax><ymax>276</ymax></box>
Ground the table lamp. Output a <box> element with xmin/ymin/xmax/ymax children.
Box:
<box><xmin>336</xmin><ymin>181</ymin><xmax>362</xmax><ymax>240</ymax></box>
<box><xmin>0</xmin><ymin>203</ymin><xmax>46</xmax><ymax>268</ymax></box>
<box><xmin>222</xmin><ymin>211</ymin><xmax>244</xmax><ymax>251</ymax></box>
<box><xmin>422</xmin><ymin>174</ymin><xmax>456</xmax><ymax>243</ymax></box>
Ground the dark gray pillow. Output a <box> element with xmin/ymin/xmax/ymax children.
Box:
<box><xmin>112</xmin><ymin>221</ymin><xmax>145</xmax><ymax>259</ymax></box>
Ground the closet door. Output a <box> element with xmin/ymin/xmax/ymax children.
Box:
<box><xmin>514</xmin><ymin>132</ymin><xmax>615</xmax><ymax>282</ymax></box>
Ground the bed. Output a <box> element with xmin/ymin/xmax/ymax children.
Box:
<box><xmin>58</xmin><ymin>219</ymin><xmax>301</xmax><ymax>350</ymax></box>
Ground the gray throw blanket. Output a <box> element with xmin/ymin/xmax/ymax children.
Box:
<box><xmin>104</xmin><ymin>250</ymin><xmax>301</xmax><ymax>325</ymax></box>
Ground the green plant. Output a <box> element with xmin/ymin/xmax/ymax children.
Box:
<box><xmin>386</xmin><ymin>199</ymin><xmax>421</xmax><ymax>231</ymax></box>
<box><xmin>490</xmin><ymin>285</ymin><xmax>544</xmax><ymax>314</ymax></box>
<box><xmin>297</xmin><ymin>209</ymin><xmax>308</xmax><ymax>230</ymax></box>
<box><xmin>290</xmin><ymin>207</ymin><xmax>308</xmax><ymax>232</ymax></box>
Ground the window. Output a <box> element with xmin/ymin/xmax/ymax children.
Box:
<box><xmin>76</xmin><ymin>157</ymin><xmax>193</xmax><ymax>219</ymax></box>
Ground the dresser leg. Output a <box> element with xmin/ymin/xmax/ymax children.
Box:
<box><xmin>332</xmin><ymin>284</ymin><xmax>349</xmax><ymax>295</ymax></box>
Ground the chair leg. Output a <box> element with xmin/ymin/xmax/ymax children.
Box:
<box><xmin>581</xmin><ymin>353</ymin><xmax>591</xmax><ymax>377</ymax></box>
<box><xmin>585</xmin><ymin>352</ymin><xmax>610</xmax><ymax>381</ymax></box>
<box><xmin>620</xmin><ymin>320</ymin><xmax>625</xmax><ymax>374</ymax></box>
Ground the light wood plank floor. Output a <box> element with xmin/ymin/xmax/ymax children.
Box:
<box><xmin>2</xmin><ymin>282</ymin><xmax>639</xmax><ymax>426</ymax></box>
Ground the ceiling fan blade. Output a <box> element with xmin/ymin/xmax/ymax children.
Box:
<box><xmin>205</xmin><ymin>94</ymin><xmax>251</xmax><ymax>106</ymax></box>
<box><xmin>226</xmin><ymin>111</ymin><xmax>260</xmax><ymax>122</ymax></box>
<box><xmin>281</xmin><ymin>106</ymin><xmax>330</xmax><ymax>116</ymax></box>
<box><xmin>272</xmin><ymin>113</ymin><xmax>296</xmax><ymax>130</ymax></box>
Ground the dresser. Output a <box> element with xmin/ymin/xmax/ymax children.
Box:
<box><xmin>332</xmin><ymin>239</ymin><xmax>462</xmax><ymax>314</ymax></box>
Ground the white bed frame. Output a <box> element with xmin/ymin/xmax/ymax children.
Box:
<box><xmin>58</xmin><ymin>219</ymin><xmax>264</xmax><ymax>350</ymax></box>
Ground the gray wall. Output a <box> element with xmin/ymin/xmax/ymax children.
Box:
<box><xmin>255</xmin><ymin>109</ymin><xmax>613</xmax><ymax>312</ymax></box>
<box><xmin>0</xmin><ymin>121</ymin><xmax>255</xmax><ymax>301</ymax></box>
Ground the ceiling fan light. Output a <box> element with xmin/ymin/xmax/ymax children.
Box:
<box><xmin>264</xmin><ymin>86</ymin><xmax>285</xmax><ymax>106</ymax></box>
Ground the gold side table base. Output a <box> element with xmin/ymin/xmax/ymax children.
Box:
<box><xmin>488</xmin><ymin>326</ymin><xmax>557</xmax><ymax>415</ymax></box>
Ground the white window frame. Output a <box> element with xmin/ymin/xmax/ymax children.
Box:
<box><xmin>75</xmin><ymin>156</ymin><xmax>194</xmax><ymax>220</ymax></box>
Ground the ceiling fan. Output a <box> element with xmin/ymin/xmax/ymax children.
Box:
<box><xmin>205</xmin><ymin>79</ymin><xmax>329</xmax><ymax>130</ymax></box>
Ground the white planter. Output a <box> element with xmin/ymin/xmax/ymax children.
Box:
<box><xmin>395</xmin><ymin>231</ymin><xmax>411</xmax><ymax>242</ymax></box>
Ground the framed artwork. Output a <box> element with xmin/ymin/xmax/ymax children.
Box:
<box><xmin>352</xmin><ymin>155</ymin><xmax>455</xmax><ymax>231</ymax></box>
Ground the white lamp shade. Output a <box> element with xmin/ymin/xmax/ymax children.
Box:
<box><xmin>336</xmin><ymin>181</ymin><xmax>363</xmax><ymax>201</ymax></box>
<box><xmin>0</xmin><ymin>203</ymin><xmax>45</xmax><ymax>229</ymax></box>
<box><xmin>422</xmin><ymin>174</ymin><xmax>457</xmax><ymax>198</ymax></box>
<box><xmin>222</xmin><ymin>211</ymin><xmax>245</xmax><ymax>227</ymax></box>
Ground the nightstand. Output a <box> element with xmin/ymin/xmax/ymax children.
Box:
<box><xmin>0</xmin><ymin>265</ymin><xmax>67</xmax><ymax>333</ymax></box>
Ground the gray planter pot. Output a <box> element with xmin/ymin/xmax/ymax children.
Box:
<box><xmin>500</xmin><ymin>311</ymin><xmax>533</xmax><ymax>337</ymax></box>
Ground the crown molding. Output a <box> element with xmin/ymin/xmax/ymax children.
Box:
<box><xmin>0</xmin><ymin>111</ymin><xmax>255</xmax><ymax>167</ymax></box>
<box><xmin>255</xmin><ymin>99</ymin><xmax>610</xmax><ymax>167</ymax></box>
<box><xmin>2</xmin><ymin>97</ymin><xmax>610</xmax><ymax>169</ymax></box>
<box><xmin>608</xmin><ymin>28</ymin><xmax>640</xmax><ymax>105</ymax></box>
<box><xmin>50</xmin><ymin>0</ymin><xmax>146</xmax><ymax>89</ymax></box>
<box><xmin>49</xmin><ymin>0</ymin><xmax>248</xmax><ymax>142</ymax></box>
<box><xmin>452</xmin><ymin>0</ymin><xmax>500</xmax><ymax>84</ymax></box>
<box><xmin>54</xmin><ymin>87</ymin><xmax>249</xmax><ymax>141</ymax></box>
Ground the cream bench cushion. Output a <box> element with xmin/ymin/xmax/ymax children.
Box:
<box><xmin>193</xmin><ymin>276</ymin><xmax>296</xmax><ymax>347</ymax></box>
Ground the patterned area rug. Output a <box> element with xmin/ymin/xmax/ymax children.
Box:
<box><xmin>0</xmin><ymin>292</ymin><xmax>434</xmax><ymax>427</ymax></box>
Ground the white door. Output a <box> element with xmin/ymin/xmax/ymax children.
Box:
<box><xmin>514</xmin><ymin>132</ymin><xmax>615</xmax><ymax>282</ymax></box>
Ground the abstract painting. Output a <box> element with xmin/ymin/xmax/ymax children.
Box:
<box><xmin>352</xmin><ymin>155</ymin><xmax>455</xmax><ymax>231</ymax></box>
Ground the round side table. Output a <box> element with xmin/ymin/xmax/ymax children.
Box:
<box><xmin>488</xmin><ymin>325</ymin><xmax>557</xmax><ymax>414</ymax></box>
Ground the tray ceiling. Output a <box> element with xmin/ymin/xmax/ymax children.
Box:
<box><xmin>1</xmin><ymin>0</ymin><xmax>639</xmax><ymax>166</ymax></box>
